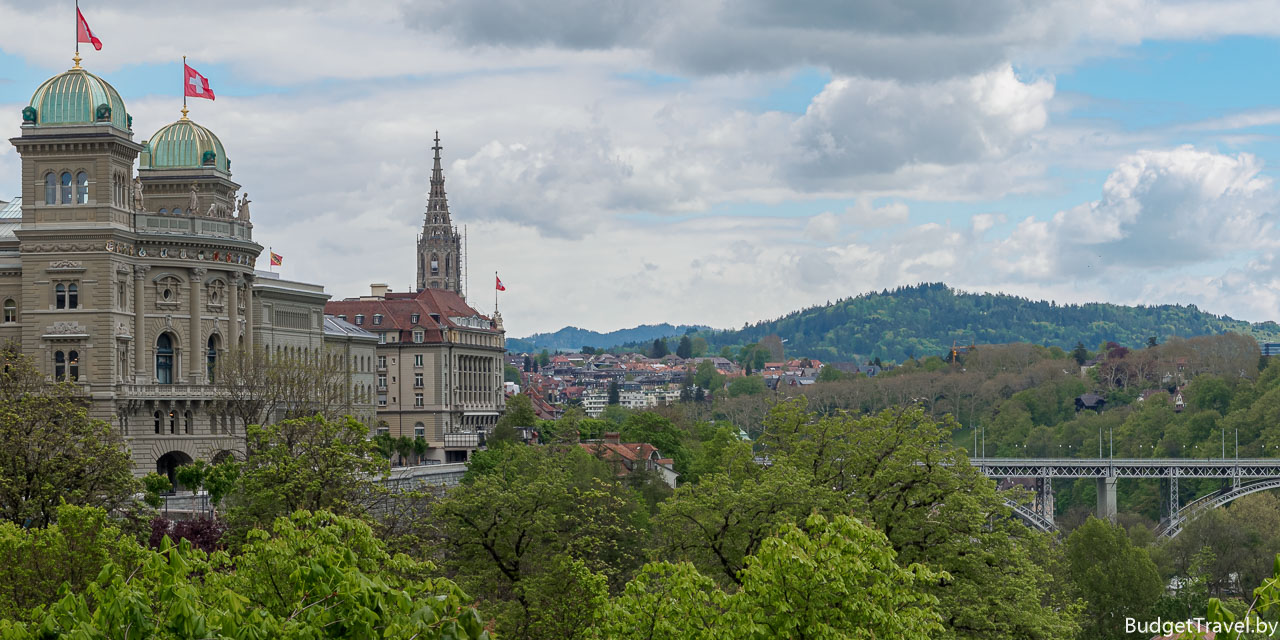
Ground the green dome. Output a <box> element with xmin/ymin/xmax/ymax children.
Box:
<box><xmin>141</xmin><ymin>116</ymin><xmax>229</xmax><ymax>173</ymax></box>
<box><xmin>27</xmin><ymin>66</ymin><xmax>129</xmax><ymax>131</ymax></box>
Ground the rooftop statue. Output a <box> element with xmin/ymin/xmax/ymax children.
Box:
<box><xmin>133</xmin><ymin>177</ymin><xmax>143</xmax><ymax>212</ymax></box>
<box><xmin>237</xmin><ymin>193</ymin><xmax>251</xmax><ymax>222</ymax></box>
<box><xmin>187</xmin><ymin>183</ymin><xmax>199</xmax><ymax>213</ymax></box>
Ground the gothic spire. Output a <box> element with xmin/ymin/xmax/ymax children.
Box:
<box><xmin>427</xmin><ymin>131</ymin><xmax>449</xmax><ymax>217</ymax></box>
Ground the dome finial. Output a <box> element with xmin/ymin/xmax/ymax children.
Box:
<box><xmin>72</xmin><ymin>51</ymin><xmax>81</xmax><ymax>69</ymax></box>
<box><xmin>180</xmin><ymin>105</ymin><xmax>189</xmax><ymax>120</ymax></box>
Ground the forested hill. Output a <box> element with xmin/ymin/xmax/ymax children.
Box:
<box><xmin>696</xmin><ymin>283</ymin><xmax>1280</xmax><ymax>363</ymax></box>
<box><xmin>508</xmin><ymin>323</ymin><xmax>708</xmax><ymax>353</ymax></box>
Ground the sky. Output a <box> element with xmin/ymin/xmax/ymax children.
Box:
<box><xmin>4</xmin><ymin>1</ymin><xmax>1280</xmax><ymax>337</ymax></box>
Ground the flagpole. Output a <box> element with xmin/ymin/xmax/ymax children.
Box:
<box><xmin>494</xmin><ymin>270</ymin><xmax>498</xmax><ymax>315</ymax></box>
<box><xmin>182</xmin><ymin>55</ymin><xmax>188</xmax><ymax>118</ymax></box>
<box><xmin>73</xmin><ymin>0</ymin><xmax>80</xmax><ymax>67</ymax></box>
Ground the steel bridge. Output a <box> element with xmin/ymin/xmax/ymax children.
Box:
<box><xmin>971</xmin><ymin>457</ymin><xmax>1280</xmax><ymax>537</ymax></box>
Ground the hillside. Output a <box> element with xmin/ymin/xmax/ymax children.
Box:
<box><xmin>507</xmin><ymin>323</ymin><xmax>708</xmax><ymax>353</ymax></box>
<box><xmin>693</xmin><ymin>283</ymin><xmax>1280</xmax><ymax>362</ymax></box>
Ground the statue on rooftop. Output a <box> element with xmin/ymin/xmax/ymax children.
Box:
<box><xmin>187</xmin><ymin>184</ymin><xmax>199</xmax><ymax>213</ymax></box>
<box><xmin>237</xmin><ymin>193</ymin><xmax>251</xmax><ymax>222</ymax></box>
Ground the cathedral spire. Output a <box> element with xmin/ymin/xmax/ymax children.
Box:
<box><xmin>428</xmin><ymin>131</ymin><xmax>449</xmax><ymax>216</ymax></box>
<box><xmin>417</xmin><ymin>131</ymin><xmax>463</xmax><ymax>295</ymax></box>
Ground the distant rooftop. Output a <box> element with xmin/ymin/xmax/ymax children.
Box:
<box><xmin>0</xmin><ymin>197</ymin><xmax>20</xmax><ymax>219</ymax></box>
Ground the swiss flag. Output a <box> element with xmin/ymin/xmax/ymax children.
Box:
<box><xmin>76</xmin><ymin>8</ymin><xmax>102</xmax><ymax>51</ymax></box>
<box><xmin>495</xmin><ymin>275</ymin><xmax>506</xmax><ymax>291</ymax></box>
<box><xmin>184</xmin><ymin>64</ymin><xmax>215</xmax><ymax>101</ymax></box>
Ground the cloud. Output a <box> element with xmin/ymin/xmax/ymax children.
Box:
<box><xmin>990</xmin><ymin>146</ymin><xmax>1278</xmax><ymax>280</ymax></box>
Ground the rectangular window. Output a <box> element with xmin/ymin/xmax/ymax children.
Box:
<box><xmin>414</xmin><ymin>393</ymin><xmax>424</xmax><ymax>407</ymax></box>
<box><xmin>410</xmin><ymin>314</ymin><xmax>420</xmax><ymax>324</ymax></box>
<box><xmin>414</xmin><ymin>354</ymin><xmax>423</xmax><ymax>367</ymax></box>
<box><xmin>414</xmin><ymin>373</ymin><xmax>423</xmax><ymax>388</ymax></box>
<box><xmin>354</xmin><ymin>314</ymin><xmax>364</xmax><ymax>325</ymax></box>
<box><xmin>377</xmin><ymin>355</ymin><xmax>386</xmax><ymax>369</ymax></box>
<box><xmin>377</xmin><ymin>374</ymin><xmax>386</xmax><ymax>388</ymax></box>
<box><xmin>373</xmin><ymin>314</ymin><xmax>382</xmax><ymax>325</ymax></box>
<box><xmin>377</xmin><ymin>394</ymin><xmax>387</xmax><ymax>407</ymax></box>
<box><xmin>378</xmin><ymin>332</ymin><xmax>386</xmax><ymax>345</ymax></box>
<box><xmin>413</xmin><ymin>330</ymin><xmax>424</xmax><ymax>343</ymax></box>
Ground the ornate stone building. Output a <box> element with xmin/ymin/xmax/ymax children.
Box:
<box><xmin>326</xmin><ymin>285</ymin><xmax>506</xmax><ymax>463</ymax></box>
<box><xmin>415</xmin><ymin>133</ymin><xmax>463</xmax><ymax>294</ymax></box>
<box><xmin>0</xmin><ymin>57</ymin><xmax>373</xmax><ymax>479</ymax></box>
<box><xmin>329</xmin><ymin>139</ymin><xmax>506</xmax><ymax>462</ymax></box>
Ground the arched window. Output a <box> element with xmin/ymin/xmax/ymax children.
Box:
<box><xmin>55</xmin><ymin>283</ymin><xmax>66</xmax><ymax>309</ymax></box>
<box><xmin>207</xmin><ymin>334</ymin><xmax>219</xmax><ymax>382</ymax></box>
<box><xmin>2</xmin><ymin>299</ymin><xmax>15</xmax><ymax>323</ymax></box>
<box><xmin>75</xmin><ymin>172</ymin><xmax>88</xmax><ymax>204</ymax></box>
<box><xmin>59</xmin><ymin>172</ymin><xmax>72</xmax><ymax>204</ymax></box>
<box><xmin>172</xmin><ymin>207</ymin><xmax>182</xmax><ymax>215</ymax></box>
<box><xmin>68</xmin><ymin>350</ymin><xmax>79</xmax><ymax>381</ymax></box>
<box><xmin>414</xmin><ymin>422</ymin><xmax>425</xmax><ymax>439</ymax></box>
<box><xmin>445</xmin><ymin>255</ymin><xmax>451</xmax><ymax>277</ymax></box>
<box><xmin>44</xmin><ymin>173</ymin><xmax>56</xmax><ymax>204</ymax></box>
<box><xmin>158</xmin><ymin>208</ymin><xmax>167</xmax><ymax>214</ymax></box>
<box><xmin>67</xmin><ymin>283</ymin><xmax>78</xmax><ymax>309</ymax></box>
<box><xmin>183</xmin><ymin>410</ymin><xmax>193</xmax><ymax>434</ymax></box>
<box><xmin>431</xmin><ymin>254</ymin><xmax>439</xmax><ymax>275</ymax></box>
<box><xmin>156</xmin><ymin>333</ymin><xmax>174</xmax><ymax>384</ymax></box>
<box><xmin>169</xmin><ymin>410</ymin><xmax>176</xmax><ymax>434</ymax></box>
<box><xmin>154</xmin><ymin>411</ymin><xmax>162</xmax><ymax>434</ymax></box>
<box><xmin>54</xmin><ymin>351</ymin><xmax>65</xmax><ymax>381</ymax></box>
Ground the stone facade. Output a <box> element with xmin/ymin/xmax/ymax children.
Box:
<box><xmin>327</xmin><ymin>287</ymin><xmax>506</xmax><ymax>464</ymax></box>
<box><xmin>1</xmin><ymin>61</ymin><xmax>370</xmax><ymax>480</ymax></box>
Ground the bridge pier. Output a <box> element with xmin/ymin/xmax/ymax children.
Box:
<box><xmin>1097</xmin><ymin>476</ymin><xmax>1117</xmax><ymax>523</ymax></box>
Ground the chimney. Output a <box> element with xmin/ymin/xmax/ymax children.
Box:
<box><xmin>370</xmin><ymin>283</ymin><xmax>389</xmax><ymax>299</ymax></box>
<box><xmin>603</xmin><ymin>432</ymin><xmax>622</xmax><ymax>445</ymax></box>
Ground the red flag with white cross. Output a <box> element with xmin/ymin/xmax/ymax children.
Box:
<box><xmin>184</xmin><ymin>63</ymin><xmax>215</xmax><ymax>101</ymax></box>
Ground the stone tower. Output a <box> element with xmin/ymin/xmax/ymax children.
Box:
<box><xmin>416</xmin><ymin>132</ymin><xmax>463</xmax><ymax>295</ymax></box>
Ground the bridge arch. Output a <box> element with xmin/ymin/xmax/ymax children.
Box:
<box><xmin>1157</xmin><ymin>478</ymin><xmax>1280</xmax><ymax>539</ymax></box>
<box><xmin>1003</xmin><ymin>498</ymin><xmax>1058</xmax><ymax>534</ymax></box>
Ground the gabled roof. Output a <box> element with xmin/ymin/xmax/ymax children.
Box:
<box><xmin>323</xmin><ymin>314</ymin><xmax>377</xmax><ymax>340</ymax></box>
<box><xmin>325</xmin><ymin>287</ymin><xmax>497</xmax><ymax>342</ymax></box>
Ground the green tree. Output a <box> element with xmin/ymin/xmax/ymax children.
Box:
<box><xmin>620</xmin><ymin>412</ymin><xmax>690</xmax><ymax>476</ymax></box>
<box><xmin>691</xmin><ymin>336</ymin><xmax>708</xmax><ymax>357</ymax></box>
<box><xmin>650</xmin><ymin>338</ymin><xmax>670</xmax><ymax>359</ymax></box>
<box><xmin>1065</xmin><ymin>517</ymin><xmax>1161</xmax><ymax>639</ymax></box>
<box><xmin>1072</xmin><ymin>341</ymin><xmax>1090</xmax><ymax>366</ymax></box>
<box><xmin>758</xmin><ymin>334</ymin><xmax>784</xmax><ymax>361</ymax></box>
<box><xmin>0</xmin><ymin>510</ymin><xmax>491</xmax><ymax>639</ymax></box>
<box><xmin>0</xmin><ymin>345</ymin><xmax>137</xmax><ymax>527</ymax></box>
<box><xmin>226</xmin><ymin>415</ymin><xmax>390</xmax><ymax>535</ymax></box>
<box><xmin>676</xmin><ymin>335</ymin><xmax>693</xmax><ymax>359</ymax></box>
<box><xmin>499</xmin><ymin>393</ymin><xmax>538</xmax><ymax>429</ymax></box>
<box><xmin>432</xmin><ymin>445</ymin><xmax>647</xmax><ymax>639</ymax></box>
<box><xmin>816</xmin><ymin>365</ymin><xmax>844</xmax><ymax>382</ymax></box>
<box><xmin>504</xmin><ymin>363</ymin><xmax>521</xmax><ymax>384</ymax></box>
<box><xmin>727</xmin><ymin>375</ymin><xmax>766</xmax><ymax>397</ymax></box>
<box><xmin>141</xmin><ymin>472</ymin><xmax>172</xmax><ymax>509</ymax></box>
<box><xmin>538</xmin><ymin>349</ymin><xmax>551</xmax><ymax>367</ymax></box>
<box><xmin>0</xmin><ymin>503</ymin><xmax>147</xmax><ymax>620</ymax></box>
<box><xmin>596</xmin><ymin>514</ymin><xmax>944</xmax><ymax>640</ymax></box>
<box><xmin>752</xmin><ymin>401</ymin><xmax>1081</xmax><ymax>639</ymax></box>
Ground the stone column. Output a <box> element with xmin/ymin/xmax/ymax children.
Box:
<box><xmin>228</xmin><ymin>274</ymin><xmax>242</xmax><ymax>346</ymax></box>
<box><xmin>244</xmin><ymin>274</ymin><xmax>255</xmax><ymax>352</ymax></box>
<box><xmin>189</xmin><ymin>268</ymin><xmax>206</xmax><ymax>383</ymax></box>
<box><xmin>1096</xmin><ymin>475</ymin><xmax>1118</xmax><ymax>523</ymax></box>
<box><xmin>133</xmin><ymin>265</ymin><xmax>150</xmax><ymax>382</ymax></box>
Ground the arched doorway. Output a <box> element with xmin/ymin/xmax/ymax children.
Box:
<box><xmin>156</xmin><ymin>450</ymin><xmax>194</xmax><ymax>490</ymax></box>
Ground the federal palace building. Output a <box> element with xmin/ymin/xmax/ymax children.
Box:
<box><xmin>0</xmin><ymin>55</ymin><xmax>505</xmax><ymax>478</ymax></box>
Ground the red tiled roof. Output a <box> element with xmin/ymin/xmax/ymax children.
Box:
<box><xmin>325</xmin><ymin>288</ymin><xmax>496</xmax><ymax>343</ymax></box>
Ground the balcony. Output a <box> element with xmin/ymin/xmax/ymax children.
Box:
<box><xmin>443</xmin><ymin>431</ymin><xmax>483</xmax><ymax>448</ymax></box>
<box><xmin>121</xmin><ymin>384</ymin><xmax>223</xmax><ymax>400</ymax></box>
